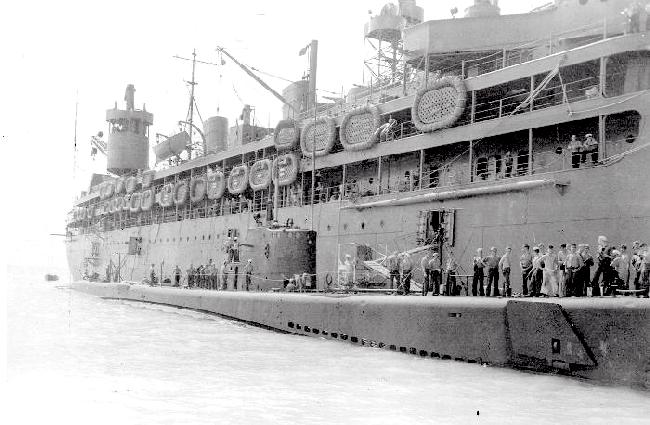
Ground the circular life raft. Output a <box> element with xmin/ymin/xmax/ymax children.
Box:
<box><xmin>114</xmin><ymin>196</ymin><xmax>124</xmax><ymax>212</ymax></box>
<box><xmin>173</xmin><ymin>180</ymin><xmax>189</xmax><ymax>206</ymax></box>
<box><xmin>125</xmin><ymin>176</ymin><xmax>138</xmax><ymax>194</ymax></box>
<box><xmin>115</xmin><ymin>177</ymin><xmax>126</xmax><ymax>194</ymax></box>
<box><xmin>207</xmin><ymin>170</ymin><xmax>226</xmax><ymax>200</ymax></box>
<box><xmin>129</xmin><ymin>192</ymin><xmax>142</xmax><ymax>213</ymax></box>
<box><xmin>412</xmin><ymin>76</ymin><xmax>467</xmax><ymax>132</ymax></box>
<box><xmin>300</xmin><ymin>117</ymin><xmax>336</xmax><ymax>157</ymax></box>
<box><xmin>228</xmin><ymin>164</ymin><xmax>249</xmax><ymax>194</ymax></box>
<box><xmin>249</xmin><ymin>159</ymin><xmax>273</xmax><ymax>191</ymax></box>
<box><xmin>142</xmin><ymin>170</ymin><xmax>155</xmax><ymax>189</ymax></box>
<box><xmin>340</xmin><ymin>105</ymin><xmax>380</xmax><ymax>151</ymax></box>
<box><xmin>122</xmin><ymin>194</ymin><xmax>132</xmax><ymax>211</ymax></box>
<box><xmin>274</xmin><ymin>119</ymin><xmax>300</xmax><ymax>151</ymax></box>
<box><xmin>158</xmin><ymin>183</ymin><xmax>174</xmax><ymax>207</ymax></box>
<box><xmin>272</xmin><ymin>153</ymin><xmax>300</xmax><ymax>187</ymax></box>
<box><xmin>141</xmin><ymin>189</ymin><xmax>154</xmax><ymax>211</ymax></box>
<box><xmin>190</xmin><ymin>177</ymin><xmax>207</xmax><ymax>203</ymax></box>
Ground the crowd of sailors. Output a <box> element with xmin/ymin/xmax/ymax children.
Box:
<box><xmin>385</xmin><ymin>236</ymin><xmax>650</xmax><ymax>297</ymax></box>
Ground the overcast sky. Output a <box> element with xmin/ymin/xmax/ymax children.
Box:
<box><xmin>1</xmin><ymin>0</ymin><xmax>544</xmax><ymax>269</ymax></box>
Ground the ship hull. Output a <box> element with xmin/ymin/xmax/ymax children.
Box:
<box><xmin>70</xmin><ymin>281</ymin><xmax>650</xmax><ymax>389</ymax></box>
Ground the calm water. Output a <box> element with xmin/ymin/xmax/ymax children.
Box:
<box><xmin>6</xmin><ymin>266</ymin><xmax>649</xmax><ymax>425</ymax></box>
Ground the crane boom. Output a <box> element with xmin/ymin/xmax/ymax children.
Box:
<box><xmin>216</xmin><ymin>46</ymin><xmax>297</xmax><ymax>113</ymax></box>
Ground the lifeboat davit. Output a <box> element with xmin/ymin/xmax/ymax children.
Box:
<box><xmin>228</xmin><ymin>164</ymin><xmax>249</xmax><ymax>194</ymax></box>
<box><xmin>272</xmin><ymin>153</ymin><xmax>300</xmax><ymax>187</ymax></box>
<box><xmin>207</xmin><ymin>170</ymin><xmax>226</xmax><ymax>200</ymax></box>
<box><xmin>249</xmin><ymin>159</ymin><xmax>272</xmax><ymax>191</ymax></box>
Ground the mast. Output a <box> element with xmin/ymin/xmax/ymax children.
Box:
<box><xmin>309</xmin><ymin>40</ymin><xmax>318</xmax><ymax>231</ymax></box>
<box><xmin>187</xmin><ymin>49</ymin><xmax>197</xmax><ymax>159</ymax></box>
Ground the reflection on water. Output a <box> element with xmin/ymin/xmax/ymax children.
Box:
<box><xmin>6</xmin><ymin>267</ymin><xmax>649</xmax><ymax>425</ymax></box>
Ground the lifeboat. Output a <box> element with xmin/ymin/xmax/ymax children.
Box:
<box><xmin>412</xmin><ymin>76</ymin><xmax>467</xmax><ymax>133</ymax></box>
<box><xmin>129</xmin><ymin>192</ymin><xmax>142</xmax><ymax>213</ymax></box>
<box><xmin>274</xmin><ymin>119</ymin><xmax>300</xmax><ymax>150</ymax></box>
<box><xmin>300</xmin><ymin>117</ymin><xmax>336</xmax><ymax>157</ymax></box>
<box><xmin>125</xmin><ymin>176</ymin><xmax>138</xmax><ymax>194</ymax></box>
<box><xmin>207</xmin><ymin>170</ymin><xmax>226</xmax><ymax>200</ymax></box>
<box><xmin>228</xmin><ymin>164</ymin><xmax>249</xmax><ymax>194</ymax></box>
<box><xmin>122</xmin><ymin>193</ymin><xmax>132</xmax><ymax>211</ymax></box>
<box><xmin>249</xmin><ymin>159</ymin><xmax>273</xmax><ymax>191</ymax></box>
<box><xmin>115</xmin><ymin>177</ymin><xmax>126</xmax><ymax>194</ymax></box>
<box><xmin>173</xmin><ymin>180</ymin><xmax>189</xmax><ymax>206</ymax></box>
<box><xmin>141</xmin><ymin>189</ymin><xmax>154</xmax><ymax>211</ymax></box>
<box><xmin>272</xmin><ymin>153</ymin><xmax>300</xmax><ymax>187</ymax></box>
<box><xmin>340</xmin><ymin>105</ymin><xmax>380</xmax><ymax>151</ymax></box>
<box><xmin>190</xmin><ymin>177</ymin><xmax>207</xmax><ymax>203</ymax></box>
<box><xmin>142</xmin><ymin>170</ymin><xmax>155</xmax><ymax>189</ymax></box>
<box><xmin>158</xmin><ymin>183</ymin><xmax>174</xmax><ymax>207</ymax></box>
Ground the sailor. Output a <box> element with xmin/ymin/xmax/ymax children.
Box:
<box><xmin>173</xmin><ymin>265</ymin><xmax>182</xmax><ymax>287</ymax></box>
<box><xmin>445</xmin><ymin>254</ymin><xmax>458</xmax><ymax>296</ymax></box>
<box><xmin>376</xmin><ymin>117</ymin><xmax>397</xmax><ymax>143</ymax></box>
<box><xmin>591</xmin><ymin>235</ymin><xmax>609</xmax><ymax>296</ymax></box>
<box><xmin>557</xmin><ymin>244</ymin><xmax>568</xmax><ymax>297</ymax></box>
<box><xmin>503</xmin><ymin>151</ymin><xmax>514</xmax><ymax>178</ymax></box>
<box><xmin>485</xmin><ymin>247</ymin><xmax>500</xmax><ymax>297</ymax></box>
<box><xmin>612</xmin><ymin>245</ymin><xmax>631</xmax><ymax>289</ymax></box>
<box><xmin>420</xmin><ymin>251</ymin><xmax>432</xmax><ymax>296</ymax></box>
<box><xmin>520</xmin><ymin>244</ymin><xmax>533</xmax><ymax>296</ymax></box>
<box><xmin>640</xmin><ymin>244</ymin><xmax>650</xmax><ymax>296</ymax></box>
<box><xmin>564</xmin><ymin>243</ymin><xmax>583</xmax><ymax>297</ymax></box>
<box><xmin>187</xmin><ymin>263</ymin><xmax>195</xmax><ymax>289</ymax></box>
<box><xmin>428</xmin><ymin>252</ymin><xmax>442</xmax><ymax>296</ymax></box>
<box><xmin>386</xmin><ymin>251</ymin><xmax>400</xmax><ymax>291</ymax></box>
<box><xmin>471</xmin><ymin>248</ymin><xmax>486</xmax><ymax>296</ymax></box>
<box><xmin>531</xmin><ymin>247</ymin><xmax>543</xmax><ymax>296</ymax></box>
<box><xmin>400</xmin><ymin>253</ymin><xmax>413</xmax><ymax>295</ymax></box>
<box><xmin>342</xmin><ymin>255</ymin><xmax>354</xmax><ymax>289</ymax></box>
<box><xmin>499</xmin><ymin>246</ymin><xmax>512</xmax><ymax>297</ymax></box>
<box><xmin>149</xmin><ymin>263</ymin><xmax>156</xmax><ymax>286</ymax></box>
<box><xmin>302</xmin><ymin>272</ymin><xmax>311</xmax><ymax>292</ymax></box>
<box><xmin>583</xmin><ymin>133</ymin><xmax>599</xmax><ymax>164</ymax></box>
<box><xmin>232</xmin><ymin>237</ymin><xmax>240</xmax><ymax>262</ymax></box>
<box><xmin>224</xmin><ymin>237</ymin><xmax>234</xmax><ymax>262</ymax></box>
<box><xmin>567</xmin><ymin>135</ymin><xmax>583</xmax><ymax>168</ymax></box>
<box><xmin>578</xmin><ymin>244</ymin><xmax>594</xmax><ymax>296</ymax></box>
<box><xmin>631</xmin><ymin>241</ymin><xmax>642</xmax><ymax>289</ymax></box>
<box><xmin>244</xmin><ymin>259</ymin><xmax>253</xmax><ymax>291</ymax></box>
<box><xmin>540</xmin><ymin>245</ymin><xmax>559</xmax><ymax>297</ymax></box>
<box><xmin>220</xmin><ymin>260</ymin><xmax>229</xmax><ymax>290</ymax></box>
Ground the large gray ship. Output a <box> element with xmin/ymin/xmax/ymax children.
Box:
<box><xmin>66</xmin><ymin>0</ymin><xmax>650</xmax><ymax>389</ymax></box>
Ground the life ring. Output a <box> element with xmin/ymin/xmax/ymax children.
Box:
<box><xmin>412</xmin><ymin>75</ymin><xmax>467</xmax><ymax>133</ymax></box>
<box><xmin>207</xmin><ymin>170</ymin><xmax>226</xmax><ymax>200</ymax></box>
<box><xmin>129</xmin><ymin>192</ymin><xmax>142</xmax><ymax>213</ymax></box>
<box><xmin>158</xmin><ymin>183</ymin><xmax>174</xmax><ymax>207</ymax></box>
<box><xmin>125</xmin><ymin>176</ymin><xmax>138</xmax><ymax>194</ymax></box>
<box><xmin>339</xmin><ymin>105</ymin><xmax>380</xmax><ymax>151</ymax></box>
<box><xmin>300</xmin><ymin>117</ymin><xmax>336</xmax><ymax>157</ymax></box>
<box><xmin>325</xmin><ymin>273</ymin><xmax>333</xmax><ymax>285</ymax></box>
<box><xmin>249</xmin><ymin>159</ymin><xmax>273</xmax><ymax>191</ymax></box>
<box><xmin>272</xmin><ymin>153</ymin><xmax>300</xmax><ymax>187</ymax></box>
<box><xmin>141</xmin><ymin>189</ymin><xmax>154</xmax><ymax>211</ymax></box>
<box><xmin>228</xmin><ymin>164</ymin><xmax>249</xmax><ymax>194</ymax></box>
<box><xmin>173</xmin><ymin>180</ymin><xmax>189</xmax><ymax>206</ymax></box>
<box><xmin>142</xmin><ymin>170</ymin><xmax>155</xmax><ymax>189</ymax></box>
<box><xmin>122</xmin><ymin>193</ymin><xmax>131</xmax><ymax>211</ymax></box>
<box><xmin>190</xmin><ymin>177</ymin><xmax>207</xmax><ymax>203</ymax></box>
<box><xmin>115</xmin><ymin>178</ymin><xmax>126</xmax><ymax>194</ymax></box>
<box><xmin>273</xmin><ymin>119</ymin><xmax>300</xmax><ymax>150</ymax></box>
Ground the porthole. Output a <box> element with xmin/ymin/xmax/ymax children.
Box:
<box><xmin>208</xmin><ymin>234</ymin><xmax>211</xmax><ymax>240</ymax></box>
<box><xmin>361</xmin><ymin>222</ymin><xmax>365</xmax><ymax>230</ymax></box>
<box><xmin>187</xmin><ymin>237</ymin><xmax>189</xmax><ymax>242</ymax></box>
<box><xmin>626</xmin><ymin>134</ymin><xmax>636</xmax><ymax>144</ymax></box>
<box><xmin>327</xmin><ymin>225</ymin><xmax>331</xmax><ymax>231</ymax></box>
<box><xmin>343</xmin><ymin>223</ymin><xmax>348</xmax><ymax>230</ymax></box>
<box><xmin>202</xmin><ymin>235</ymin><xmax>205</xmax><ymax>240</ymax></box>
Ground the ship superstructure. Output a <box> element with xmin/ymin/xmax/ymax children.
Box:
<box><xmin>66</xmin><ymin>0</ymin><xmax>650</xmax><ymax>292</ymax></box>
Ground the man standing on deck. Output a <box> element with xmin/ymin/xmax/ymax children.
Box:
<box><xmin>472</xmin><ymin>248</ymin><xmax>486</xmax><ymax>296</ymax></box>
<box><xmin>244</xmin><ymin>259</ymin><xmax>253</xmax><ymax>291</ymax></box>
<box><xmin>173</xmin><ymin>265</ymin><xmax>182</xmax><ymax>287</ymax></box>
<box><xmin>558</xmin><ymin>244</ymin><xmax>568</xmax><ymax>297</ymax></box>
<box><xmin>220</xmin><ymin>260</ymin><xmax>229</xmax><ymax>290</ymax></box>
<box><xmin>520</xmin><ymin>244</ymin><xmax>532</xmax><ymax>296</ymax></box>
<box><xmin>387</xmin><ymin>251</ymin><xmax>400</xmax><ymax>292</ymax></box>
<box><xmin>420</xmin><ymin>251</ymin><xmax>432</xmax><ymax>296</ymax></box>
<box><xmin>400</xmin><ymin>253</ymin><xmax>414</xmax><ymax>295</ymax></box>
<box><xmin>565</xmin><ymin>244</ymin><xmax>583</xmax><ymax>297</ymax></box>
<box><xmin>591</xmin><ymin>236</ymin><xmax>609</xmax><ymax>296</ymax></box>
<box><xmin>579</xmin><ymin>244</ymin><xmax>594</xmax><ymax>296</ymax></box>
<box><xmin>485</xmin><ymin>247</ymin><xmax>500</xmax><ymax>297</ymax></box>
<box><xmin>149</xmin><ymin>263</ymin><xmax>156</xmax><ymax>286</ymax></box>
<box><xmin>224</xmin><ymin>237</ymin><xmax>234</xmax><ymax>263</ymax></box>
<box><xmin>428</xmin><ymin>252</ymin><xmax>442</xmax><ymax>296</ymax></box>
<box><xmin>531</xmin><ymin>247</ymin><xmax>543</xmax><ymax>296</ymax></box>
<box><xmin>499</xmin><ymin>246</ymin><xmax>512</xmax><ymax>297</ymax></box>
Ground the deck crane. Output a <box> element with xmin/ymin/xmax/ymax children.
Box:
<box><xmin>216</xmin><ymin>46</ymin><xmax>297</xmax><ymax>114</ymax></box>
